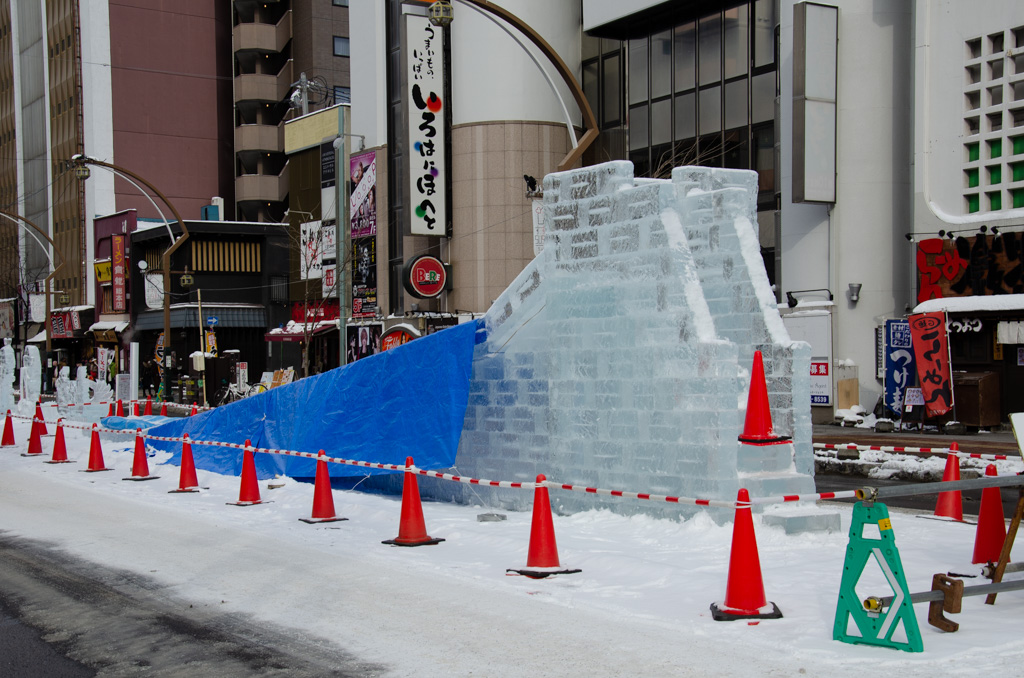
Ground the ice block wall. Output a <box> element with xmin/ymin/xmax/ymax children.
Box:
<box><xmin>434</xmin><ymin>161</ymin><xmax>815</xmax><ymax>519</ymax></box>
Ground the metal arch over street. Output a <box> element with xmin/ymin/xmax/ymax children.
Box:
<box><xmin>455</xmin><ymin>0</ymin><xmax>599</xmax><ymax>172</ymax></box>
<box><xmin>0</xmin><ymin>209</ymin><xmax>68</xmax><ymax>354</ymax></box>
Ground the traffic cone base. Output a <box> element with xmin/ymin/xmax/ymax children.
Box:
<box><xmin>168</xmin><ymin>487</ymin><xmax>201</xmax><ymax>493</ymax></box>
<box><xmin>299</xmin><ymin>516</ymin><xmax>348</xmax><ymax>524</ymax></box>
<box><xmin>382</xmin><ymin>456</ymin><xmax>444</xmax><ymax>546</ymax></box>
<box><xmin>2</xmin><ymin>410</ymin><xmax>14</xmax><ymax>447</ymax></box>
<box><xmin>227</xmin><ymin>443</ymin><xmax>264</xmax><ymax>506</ymax></box>
<box><xmin>712</xmin><ymin>488</ymin><xmax>782</xmax><ymax>622</ymax></box>
<box><xmin>44</xmin><ymin>458</ymin><xmax>75</xmax><ymax>464</ymax></box>
<box><xmin>506</xmin><ymin>474</ymin><xmax>580</xmax><ymax>577</ymax></box>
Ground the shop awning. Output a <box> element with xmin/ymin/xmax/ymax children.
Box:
<box><xmin>88</xmin><ymin>321</ymin><xmax>129</xmax><ymax>333</ymax></box>
<box><xmin>265</xmin><ymin>320</ymin><xmax>338</xmax><ymax>343</ymax></box>
<box><xmin>912</xmin><ymin>294</ymin><xmax>1024</xmax><ymax>314</ymax></box>
<box><xmin>26</xmin><ymin>331</ymin><xmax>46</xmax><ymax>343</ymax></box>
<box><xmin>134</xmin><ymin>304</ymin><xmax>266</xmax><ymax>330</ymax></box>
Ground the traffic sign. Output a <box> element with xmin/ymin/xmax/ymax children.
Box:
<box><xmin>206</xmin><ymin>316</ymin><xmax>218</xmax><ymax>327</ymax></box>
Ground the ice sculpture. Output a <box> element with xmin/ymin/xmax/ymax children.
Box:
<box><xmin>438</xmin><ymin>162</ymin><xmax>817</xmax><ymax>521</ymax></box>
<box><xmin>56</xmin><ymin>366</ymin><xmax>75</xmax><ymax>416</ymax></box>
<box><xmin>18</xmin><ymin>345</ymin><xmax>41</xmax><ymax>415</ymax></box>
<box><xmin>0</xmin><ymin>338</ymin><xmax>14</xmax><ymax>414</ymax></box>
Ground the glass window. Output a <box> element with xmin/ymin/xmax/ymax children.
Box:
<box><xmin>582</xmin><ymin>33</ymin><xmax>600</xmax><ymax>60</ymax></box>
<box><xmin>699</xmin><ymin>14</ymin><xmax>721</xmax><ymax>86</ymax></box>
<box><xmin>629</xmin><ymin>38</ymin><xmax>648</xmax><ymax>105</ymax></box>
<box><xmin>333</xmin><ymin>36</ymin><xmax>350</xmax><ymax>57</ymax></box>
<box><xmin>629</xmin><ymin>104</ymin><xmax>649</xmax><ymax>150</ymax></box>
<box><xmin>723</xmin><ymin>6</ymin><xmax>749</xmax><ymax>79</ymax></box>
<box><xmin>651</xmin><ymin>30</ymin><xmax>672</xmax><ymax>99</ymax></box>
<box><xmin>675</xmin><ymin>92</ymin><xmax>696</xmax><ymax>140</ymax></box>
<box><xmin>753</xmin><ymin>0</ymin><xmax>776</xmax><ymax>68</ymax></box>
<box><xmin>583</xmin><ymin>60</ymin><xmax>599</xmax><ymax>116</ymax></box>
<box><xmin>652</xmin><ymin>98</ymin><xmax>672</xmax><ymax>146</ymax></box>
<box><xmin>754</xmin><ymin>125</ymin><xmax>775</xmax><ymax>197</ymax></box>
<box><xmin>725</xmin><ymin>78</ymin><xmax>748</xmax><ymax>130</ymax></box>
<box><xmin>724</xmin><ymin>129</ymin><xmax>749</xmax><ymax>169</ymax></box>
<box><xmin>751</xmin><ymin>72</ymin><xmax>775</xmax><ymax>123</ymax></box>
<box><xmin>334</xmin><ymin>86</ymin><xmax>351</xmax><ymax>104</ymax></box>
<box><xmin>603</xmin><ymin>54</ymin><xmax>621</xmax><ymax>126</ymax></box>
<box><xmin>333</xmin><ymin>0</ymin><xmax>349</xmax><ymax>6</ymax></box>
<box><xmin>699</xmin><ymin>133</ymin><xmax>723</xmax><ymax>166</ymax></box>
<box><xmin>674</xmin><ymin>22</ymin><xmax>696</xmax><ymax>92</ymax></box>
<box><xmin>699</xmin><ymin>85</ymin><xmax>721</xmax><ymax>135</ymax></box>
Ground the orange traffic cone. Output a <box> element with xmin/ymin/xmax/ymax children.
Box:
<box><xmin>133</xmin><ymin>401</ymin><xmax>140</xmax><ymax>416</ymax></box>
<box><xmin>34</xmin><ymin>402</ymin><xmax>49</xmax><ymax>436</ymax></box>
<box><xmin>45</xmin><ymin>419</ymin><xmax>73</xmax><ymax>464</ymax></box>
<box><xmin>82</xmin><ymin>423</ymin><xmax>113</xmax><ymax>472</ymax></box>
<box><xmin>159</xmin><ymin>401</ymin><xmax>168</xmax><ymax>416</ymax></box>
<box><xmin>711</xmin><ymin>488</ymin><xmax>783</xmax><ymax>621</ymax></box>
<box><xmin>382</xmin><ymin>457</ymin><xmax>444</xmax><ymax>546</ymax></box>
<box><xmin>227</xmin><ymin>441</ymin><xmax>264</xmax><ymax>506</ymax></box>
<box><xmin>300</xmin><ymin>450</ymin><xmax>346</xmax><ymax>523</ymax></box>
<box><xmin>116</xmin><ymin>399</ymin><xmax>124</xmax><ymax>417</ymax></box>
<box><xmin>507</xmin><ymin>474</ymin><xmax>580</xmax><ymax>577</ymax></box>
<box><xmin>168</xmin><ymin>433</ymin><xmax>201</xmax><ymax>493</ymax></box>
<box><xmin>107</xmin><ymin>402</ymin><xmax>114</xmax><ymax>417</ymax></box>
<box><xmin>144</xmin><ymin>397</ymin><xmax>152</xmax><ymax>415</ymax></box>
<box><xmin>738</xmin><ymin>351</ymin><xmax>790</xmax><ymax>444</ymax></box>
<box><xmin>2</xmin><ymin>409</ymin><xmax>15</xmax><ymax>447</ymax></box>
<box><xmin>934</xmin><ymin>444</ymin><xmax>964</xmax><ymax>521</ymax></box>
<box><xmin>972</xmin><ymin>465</ymin><xmax>1008</xmax><ymax>564</ymax></box>
<box><xmin>190</xmin><ymin>402</ymin><xmax>198</xmax><ymax>416</ymax></box>
<box><xmin>124</xmin><ymin>429</ymin><xmax>158</xmax><ymax>481</ymax></box>
<box><xmin>23</xmin><ymin>411</ymin><xmax>44</xmax><ymax>457</ymax></box>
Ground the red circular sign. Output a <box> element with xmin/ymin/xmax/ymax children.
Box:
<box><xmin>403</xmin><ymin>255</ymin><xmax>447</xmax><ymax>298</ymax></box>
<box><xmin>381</xmin><ymin>327</ymin><xmax>417</xmax><ymax>351</ymax></box>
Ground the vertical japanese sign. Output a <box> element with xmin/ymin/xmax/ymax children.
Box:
<box><xmin>300</xmin><ymin>221</ymin><xmax>323</xmax><ymax>280</ymax></box>
<box><xmin>405</xmin><ymin>13</ymin><xmax>446</xmax><ymax>236</ymax></box>
<box><xmin>809</xmin><ymin>360</ymin><xmax>831</xmax><ymax>405</ymax></box>
<box><xmin>112</xmin><ymin>235</ymin><xmax>126</xmax><ymax>312</ymax></box>
<box><xmin>908</xmin><ymin>312</ymin><xmax>954</xmax><ymax>418</ymax></box>
<box><xmin>351</xmin><ymin>238</ymin><xmax>377</xmax><ymax>318</ymax></box>
<box><xmin>883</xmin><ymin>319</ymin><xmax>916</xmax><ymax>418</ymax></box>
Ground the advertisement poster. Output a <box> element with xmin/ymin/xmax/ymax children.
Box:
<box><xmin>0</xmin><ymin>300</ymin><xmax>12</xmax><ymax>339</ymax></box>
<box><xmin>883</xmin><ymin>318</ymin><xmax>916</xmax><ymax>418</ymax></box>
<box><xmin>908</xmin><ymin>311</ymin><xmax>954</xmax><ymax>418</ymax></box>
<box><xmin>346</xmin><ymin>324</ymin><xmax>382</xmax><ymax>363</ymax></box>
<box><xmin>809</xmin><ymin>360</ymin><xmax>830</xmax><ymax>405</ymax></box>
<box><xmin>352</xmin><ymin>237</ymin><xmax>377</xmax><ymax>318</ymax></box>
<box><xmin>405</xmin><ymin>13</ymin><xmax>447</xmax><ymax>236</ymax></box>
<box><xmin>300</xmin><ymin>221</ymin><xmax>324</xmax><ymax>280</ymax></box>
<box><xmin>350</xmin><ymin>150</ymin><xmax>377</xmax><ymax>238</ymax></box>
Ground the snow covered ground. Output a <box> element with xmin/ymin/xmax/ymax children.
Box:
<box><xmin>2</xmin><ymin>414</ymin><xmax>1023</xmax><ymax>676</ymax></box>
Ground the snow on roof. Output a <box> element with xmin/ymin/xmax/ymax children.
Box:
<box><xmin>912</xmin><ymin>294</ymin><xmax>1024</xmax><ymax>314</ymax></box>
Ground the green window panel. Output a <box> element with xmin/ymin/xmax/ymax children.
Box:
<box><xmin>966</xmin><ymin>168</ymin><xmax>979</xmax><ymax>188</ymax></box>
<box><xmin>967</xmin><ymin>142</ymin><xmax>980</xmax><ymax>161</ymax></box>
<box><xmin>1014</xmin><ymin>135</ymin><xmax>1024</xmax><ymax>155</ymax></box>
<box><xmin>967</xmin><ymin>193</ymin><xmax>980</xmax><ymax>213</ymax></box>
<box><xmin>988</xmin><ymin>191</ymin><xmax>1002</xmax><ymax>211</ymax></box>
<box><xmin>1013</xmin><ymin>162</ymin><xmax>1024</xmax><ymax>182</ymax></box>
<box><xmin>1013</xmin><ymin>189</ymin><xmax>1024</xmax><ymax>209</ymax></box>
<box><xmin>989</xmin><ymin>139</ymin><xmax>1002</xmax><ymax>159</ymax></box>
<box><xmin>988</xmin><ymin>165</ymin><xmax>1002</xmax><ymax>184</ymax></box>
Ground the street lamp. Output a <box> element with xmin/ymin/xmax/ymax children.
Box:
<box><xmin>0</xmin><ymin>209</ymin><xmax>68</xmax><ymax>356</ymax></box>
<box><xmin>70</xmin><ymin>155</ymin><xmax>189</xmax><ymax>400</ymax></box>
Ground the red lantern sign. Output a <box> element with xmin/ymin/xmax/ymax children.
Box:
<box><xmin>402</xmin><ymin>255</ymin><xmax>447</xmax><ymax>299</ymax></box>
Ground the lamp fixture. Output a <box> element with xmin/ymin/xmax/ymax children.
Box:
<box><xmin>848</xmin><ymin>283</ymin><xmax>862</xmax><ymax>304</ymax></box>
<box><xmin>428</xmin><ymin>1</ymin><xmax>454</xmax><ymax>27</ymax></box>
<box><xmin>785</xmin><ymin>288</ymin><xmax>833</xmax><ymax>308</ymax></box>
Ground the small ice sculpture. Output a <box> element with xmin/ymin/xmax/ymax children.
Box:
<box><xmin>18</xmin><ymin>345</ymin><xmax>41</xmax><ymax>415</ymax></box>
<box><xmin>56</xmin><ymin>366</ymin><xmax>75</xmax><ymax>417</ymax></box>
<box><xmin>0</xmin><ymin>338</ymin><xmax>14</xmax><ymax>414</ymax></box>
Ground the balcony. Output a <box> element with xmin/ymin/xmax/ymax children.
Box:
<box><xmin>235</xmin><ymin>168</ymin><xmax>289</xmax><ymax>203</ymax></box>
<box><xmin>232</xmin><ymin>11</ymin><xmax>291</xmax><ymax>54</ymax></box>
<box><xmin>235</xmin><ymin>124</ymin><xmax>284</xmax><ymax>154</ymax></box>
<box><xmin>234</xmin><ymin>61</ymin><xmax>294</xmax><ymax>104</ymax></box>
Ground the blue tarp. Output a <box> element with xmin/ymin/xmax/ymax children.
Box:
<box><xmin>146</xmin><ymin>319</ymin><xmax>483</xmax><ymax>479</ymax></box>
<box><xmin>101</xmin><ymin>415</ymin><xmax>172</xmax><ymax>430</ymax></box>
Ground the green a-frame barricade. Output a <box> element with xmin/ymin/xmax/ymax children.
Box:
<box><xmin>833</xmin><ymin>501</ymin><xmax>923</xmax><ymax>652</ymax></box>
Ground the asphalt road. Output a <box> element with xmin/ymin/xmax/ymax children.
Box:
<box><xmin>0</xmin><ymin>532</ymin><xmax>385</xmax><ymax>678</ymax></box>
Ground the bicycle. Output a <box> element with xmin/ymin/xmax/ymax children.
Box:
<box><xmin>213</xmin><ymin>380</ymin><xmax>268</xmax><ymax>406</ymax></box>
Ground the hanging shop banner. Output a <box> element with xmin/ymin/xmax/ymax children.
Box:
<box><xmin>300</xmin><ymin>221</ymin><xmax>324</xmax><ymax>280</ymax></box>
<box><xmin>915</xmin><ymin>233</ymin><xmax>1024</xmax><ymax>303</ymax></box>
<box><xmin>352</xmin><ymin>237</ymin><xmax>377</xmax><ymax>318</ymax></box>
<box><xmin>112</xmin><ymin>235</ymin><xmax>126</xmax><ymax>312</ymax></box>
<box><xmin>322</xmin><ymin>264</ymin><xmax>338</xmax><ymax>299</ymax></box>
<box><xmin>405</xmin><ymin>13</ymin><xmax>447</xmax><ymax>236</ymax></box>
<box><xmin>0</xmin><ymin>300</ymin><xmax>13</xmax><ymax>338</ymax></box>
<box><xmin>908</xmin><ymin>312</ymin><xmax>954</xmax><ymax>418</ymax></box>
<box><xmin>351</xmin><ymin>150</ymin><xmax>377</xmax><ymax>238</ymax></box>
<box><xmin>883</xmin><ymin>318</ymin><xmax>916</xmax><ymax>418</ymax></box>
<box><xmin>345</xmin><ymin>323</ymin><xmax>382</xmax><ymax>363</ymax></box>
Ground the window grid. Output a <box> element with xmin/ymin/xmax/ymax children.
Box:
<box><xmin>963</xmin><ymin>24</ymin><xmax>1024</xmax><ymax>214</ymax></box>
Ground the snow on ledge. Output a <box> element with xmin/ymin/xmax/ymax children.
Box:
<box><xmin>912</xmin><ymin>294</ymin><xmax>1024</xmax><ymax>314</ymax></box>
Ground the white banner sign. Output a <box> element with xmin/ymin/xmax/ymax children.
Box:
<box><xmin>405</xmin><ymin>13</ymin><xmax>447</xmax><ymax>236</ymax></box>
<box><xmin>300</xmin><ymin>221</ymin><xmax>324</xmax><ymax>280</ymax></box>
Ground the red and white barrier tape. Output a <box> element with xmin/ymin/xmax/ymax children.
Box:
<box><xmin>814</xmin><ymin>442</ymin><xmax>1020</xmax><ymax>463</ymax></box>
<box><xmin>3</xmin><ymin>413</ymin><xmax>867</xmax><ymax>509</ymax></box>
